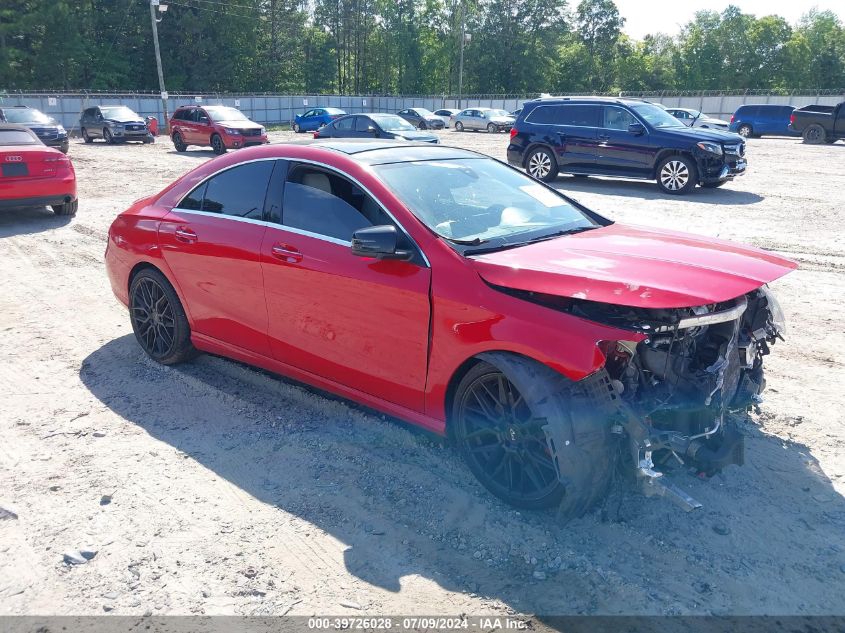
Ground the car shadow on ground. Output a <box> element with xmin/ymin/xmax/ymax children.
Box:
<box><xmin>550</xmin><ymin>177</ymin><xmax>764</xmax><ymax>205</ymax></box>
<box><xmin>0</xmin><ymin>206</ymin><xmax>72</xmax><ymax>238</ymax></box>
<box><xmin>80</xmin><ymin>335</ymin><xmax>845</xmax><ymax>616</ymax></box>
<box><xmin>165</xmin><ymin>149</ymin><xmax>219</xmax><ymax>159</ymax></box>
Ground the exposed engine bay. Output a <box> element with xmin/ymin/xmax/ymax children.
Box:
<box><xmin>507</xmin><ymin>284</ymin><xmax>787</xmax><ymax>511</ymax></box>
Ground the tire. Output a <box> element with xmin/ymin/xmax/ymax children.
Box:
<box><xmin>418</xmin><ymin>121</ymin><xmax>427</xmax><ymax>130</ymax></box>
<box><xmin>455</xmin><ymin>121</ymin><xmax>464</xmax><ymax>132</ymax></box>
<box><xmin>59</xmin><ymin>141</ymin><xmax>69</xmax><ymax>154</ymax></box>
<box><xmin>51</xmin><ymin>199</ymin><xmax>78</xmax><ymax>216</ymax></box>
<box><xmin>81</xmin><ymin>128</ymin><xmax>93</xmax><ymax>144</ymax></box>
<box><xmin>802</xmin><ymin>124</ymin><xmax>825</xmax><ymax>144</ymax></box>
<box><xmin>129</xmin><ymin>268</ymin><xmax>196</xmax><ymax>365</ymax></box>
<box><xmin>211</xmin><ymin>134</ymin><xmax>227</xmax><ymax>155</ymax></box>
<box><xmin>737</xmin><ymin>124</ymin><xmax>752</xmax><ymax>138</ymax></box>
<box><xmin>103</xmin><ymin>128</ymin><xmax>114</xmax><ymax>144</ymax></box>
<box><xmin>293</xmin><ymin>122</ymin><xmax>301</xmax><ymax>133</ymax></box>
<box><xmin>656</xmin><ymin>155</ymin><xmax>697</xmax><ymax>195</ymax></box>
<box><xmin>172</xmin><ymin>132</ymin><xmax>187</xmax><ymax>152</ymax></box>
<box><xmin>451</xmin><ymin>353</ymin><xmax>612</xmax><ymax>516</ymax></box>
<box><xmin>525</xmin><ymin>146</ymin><xmax>558</xmax><ymax>182</ymax></box>
<box><xmin>487</xmin><ymin>123</ymin><xmax>497</xmax><ymax>133</ymax></box>
<box><xmin>701</xmin><ymin>180</ymin><xmax>728</xmax><ymax>188</ymax></box>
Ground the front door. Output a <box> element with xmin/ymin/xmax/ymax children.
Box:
<box><xmin>594</xmin><ymin>105</ymin><xmax>655</xmax><ymax>176</ymax></box>
<box><xmin>261</xmin><ymin>161</ymin><xmax>431</xmax><ymax>412</ymax></box>
<box><xmin>159</xmin><ymin>159</ymin><xmax>276</xmax><ymax>353</ymax></box>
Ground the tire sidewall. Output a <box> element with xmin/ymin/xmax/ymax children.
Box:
<box><xmin>455</xmin><ymin>121</ymin><xmax>463</xmax><ymax>132</ymax></box>
<box><xmin>129</xmin><ymin>269</ymin><xmax>193</xmax><ymax>365</ymax></box>
<box><xmin>803</xmin><ymin>125</ymin><xmax>825</xmax><ymax>144</ymax></box>
<box><xmin>525</xmin><ymin>147</ymin><xmax>558</xmax><ymax>182</ymax></box>
<box><xmin>211</xmin><ymin>134</ymin><xmax>226</xmax><ymax>155</ymax></box>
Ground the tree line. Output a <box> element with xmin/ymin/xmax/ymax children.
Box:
<box><xmin>1</xmin><ymin>0</ymin><xmax>844</xmax><ymax>95</ymax></box>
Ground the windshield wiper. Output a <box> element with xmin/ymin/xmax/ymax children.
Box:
<box><xmin>446</xmin><ymin>236</ymin><xmax>487</xmax><ymax>245</ymax></box>
<box><xmin>462</xmin><ymin>226</ymin><xmax>597</xmax><ymax>256</ymax></box>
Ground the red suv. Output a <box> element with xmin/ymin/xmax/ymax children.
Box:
<box><xmin>169</xmin><ymin>105</ymin><xmax>268</xmax><ymax>155</ymax></box>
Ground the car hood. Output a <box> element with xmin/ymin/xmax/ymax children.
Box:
<box><xmin>490</xmin><ymin>116</ymin><xmax>515</xmax><ymax>123</ymax></box>
<box><xmin>469</xmin><ymin>223</ymin><xmax>797</xmax><ymax>309</ymax></box>
<box><xmin>660</xmin><ymin>125</ymin><xmax>743</xmax><ymax>143</ymax></box>
<box><xmin>701</xmin><ymin>116</ymin><xmax>729</xmax><ymax>125</ymax></box>
<box><xmin>394</xmin><ymin>130</ymin><xmax>438</xmax><ymax>141</ymax></box>
<box><xmin>106</xmin><ymin>117</ymin><xmax>145</xmax><ymax>124</ymax></box>
<box><xmin>217</xmin><ymin>119</ymin><xmax>261</xmax><ymax>129</ymax></box>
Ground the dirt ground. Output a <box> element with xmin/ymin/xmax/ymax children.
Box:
<box><xmin>1</xmin><ymin>130</ymin><xmax>844</xmax><ymax>619</ymax></box>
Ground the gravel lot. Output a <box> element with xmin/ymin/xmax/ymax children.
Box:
<box><xmin>1</xmin><ymin>130</ymin><xmax>844</xmax><ymax>619</ymax></box>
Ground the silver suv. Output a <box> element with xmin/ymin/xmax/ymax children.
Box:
<box><xmin>79</xmin><ymin>105</ymin><xmax>152</xmax><ymax>144</ymax></box>
<box><xmin>453</xmin><ymin>107</ymin><xmax>515</xmax><ymax>133</ymax></box>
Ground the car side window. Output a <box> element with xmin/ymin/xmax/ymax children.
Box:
<box><xmin>180</xmin><ymin>161</ymin><xmax>274</xmax><ymax>220</ymax></box>
<box><xmin>602</xmin><ymin>106</ymin><xmax>637</xmax><ymax>130</ymax></box>
<box><xmin>196</xmin><ymin>109</ymin><xmax>210</xmax><ymax>124</ymax></box>
<box><xmin>354</xmin><ymin>116</ymin><xmax>372</xmax><ymax>132</ymax></box>
<box><xmin>334</xmin><ymin>116</ymin><xmax>354</xmax><ymax>131</ymax></box>
<box><xmin>556</xmin><ymin>105</ymin><xmax>599</xmax><ymax>127</ymax></box>
<box><xmin>281</xmin><ymin>164</ymin><xmax>392</xmax><ymax>242</ymax></box>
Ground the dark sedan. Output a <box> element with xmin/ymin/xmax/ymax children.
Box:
<box><xmin>0</xmin><ymin>106</ymin><xmax>69</xmax><ymax>153</ymax></box>
<box><xmin>396</xmin><ymin>107</ymin><xmax>445</xmax><ymax>130</ymax></box>
<box><xmin>314</xmin><ymin>114</ymin><xmax>439</xmax><ymax>143</ymax></box>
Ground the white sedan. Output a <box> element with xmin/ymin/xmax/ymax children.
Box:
<box><xmin>666</xmin><ymin>107</ymin><xmax>730</xmax><ymax>130</ymax></box>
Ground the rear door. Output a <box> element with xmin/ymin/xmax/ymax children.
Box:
<box><xmin>595</xmin><ymin>105</ymin><xmax>653</xmax><ymax>175</ymax></box>
<box><xmin>260</xmin><ymin>161</ymin><xmax>431</xmax><ymax>412</ymax></box>
<box><xmin>158</xmin><ymin>159</ymin><xmax>276</xmax><ymax>353</ymax></box>
<box><xmin>528</xmin><ymin>104</ymin><xmax>598</xmax><ymax>171</ymax></box>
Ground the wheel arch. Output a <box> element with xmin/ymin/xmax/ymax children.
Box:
<box><xmin>651</xmin><ymin>148</ymin><xmax>695</xmax><ymax>179</ymax></box>
<box><xmin>127</xmin><ymin>260</ymin><xmax>194</xmax><ymax>326</ymax></box>
<box><xmin>521</xmin><ymin>142</ymin><xmax>555</xmax><ymax>168</ymax></box>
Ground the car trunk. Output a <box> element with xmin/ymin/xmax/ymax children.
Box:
<box><xmin>0</xmin><ymin>146</ymin><xmax>71</xmax><ymax>181</ymax></box>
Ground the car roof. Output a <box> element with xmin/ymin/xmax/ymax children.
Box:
<box><xmin>0</xmin><ymin>123</ymin><xmax>42</xmax><ymax>144</ymax></box>
<box><xmin>272</xmin><ymin>139</ymin><xmax>482</xmax><ymax>165</ymax></box>
<box><xmin>524</xmin><ymin>96</ymin><xmax>653</xmax><ymax>107</ymax></box>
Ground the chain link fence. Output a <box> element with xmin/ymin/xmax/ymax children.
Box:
<box><xmin>1</xmin><ymin>89</ymin><xmax>843</xmax><ymax>131</ymax></box>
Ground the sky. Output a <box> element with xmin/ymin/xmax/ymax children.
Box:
<box><xmin>614</xmin><ymin>0</ymin><xmax>845</xmax><ymax>40</ymax></box>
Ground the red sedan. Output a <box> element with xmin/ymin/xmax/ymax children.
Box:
<box><xmin>0</xmin><ymin>124</ymin><xmax>77</xmax><ymax>216</ymax></box>
<box><xmin>105</xmin><ymin>140</ymin><xmax>796</xmax><ymax>515</ymax></box>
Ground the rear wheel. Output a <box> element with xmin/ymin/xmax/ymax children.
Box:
<box><xmin>737</xmin><ymin>124</ymin><xmax>752</xmax><ymax>138</ymax></box>
<box><xmin>802</xmin><ymin>124</ymin><xmax>825</xmax><ymax>144</ymax></box>
<box><xmin>129</xmin><ymin>269</ymin><xmax>196</xmax><ymax>365</ymax></box>
<box><xmin>657</xmin><ymin>155</ymin><xmax>697</xmax><ymax>195</ymax></box>
<box><xmin>172</xmin><ymin>132</ymin><xmax>187</xmax><ymax>152</ymax></box>
<box><xmin>211</xmin><ymin>134</ymin><xmax>226</xmax><ymax>155</ymax></box>
<box><xmin>81</xmin><ymin>128</ymin><xmax>93</xmax><ymax>144</ymax></box>
<box><xmin>418</xmin><ymin>121</ymin><xmax>428</xmax><ymax>130</ymax></box>
<box><xmin>452</xmin><ymin>354</ymin><xmax>612</xmax><ymax>515</ymax></box>
<box><xmin>455</xmin><ymin>121</ymin><xmax>464</xmax><ymax>132</ymax></box>
<box><xmin>525</xmin><ymin>147</ymin><xmax>558</xmax><ymax>182</ymax></box>
<box><xmin>293</xmin><ymin>122</ymin><xmax>301</xmax><ymax>133</ymax></box>
<box><xmin>51</xmin><ymin>199</ymin><xmax>78</xmax><ymax>216</ymax></box>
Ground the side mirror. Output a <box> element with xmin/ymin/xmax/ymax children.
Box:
<box><xmin>351</xmin><ymin>225</ymin><xmax>412</xmax><ymax>261</ymax></box>
<box><xmin>628</xmin><ymin>122</ymin><xmax>645</xmax><ymax>135</ymax></box>
<box><xmin>367</xmin><ymin>125</ymin><xmax>379</xmax><ymax>137</ymax></box>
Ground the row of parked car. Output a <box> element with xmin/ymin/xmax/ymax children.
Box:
<box><xmin>292</xmin><ymin>106</ymin><xmax>518</xmax><ymax>133</ymax></box>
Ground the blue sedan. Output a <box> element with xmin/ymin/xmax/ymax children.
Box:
<box><xmin>292</xmin><ymin>107</ymin><xmax>346</xmax><ymax>133</ymax></box>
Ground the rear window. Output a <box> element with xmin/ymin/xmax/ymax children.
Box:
<box><xmin>526</xmin><ymin>104</ymin><xmax>598</xmax><ymax>127</ymax></box>
<box><xmin>0</xmin><ymin>130</ymin><xmax>38</xmax><ymax>144</ymax></box>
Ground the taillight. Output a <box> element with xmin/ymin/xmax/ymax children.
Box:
<box><xmin>730</xmin><ymin>115</ymin><xmax>735</xmax><ymax>123</ymax></box>
<box><xmin>313</xmin><ymin>131</ymin><xmax>320</xmax><ymax>139</ymax></box>
<box><xmin>44</xmin><ymin>155</ymin><xmax>70</xmax><ymax>164</ymax></box>
<box><xmin>509</xmin><ymin>127</ymin><xmax>518</xmax><ymax>140</ymax></box>
<box><xmin>789</xmin><ymin>113</ymin><xmax>796</xmax><ymax>125</ymax></box>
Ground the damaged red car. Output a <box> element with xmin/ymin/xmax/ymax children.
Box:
<box><xmin>105</xmin><ymin>140</ymin><xmax>796</xmax><ymax>516</ymax></box>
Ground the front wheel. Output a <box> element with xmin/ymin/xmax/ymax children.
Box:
<box><xmin>418</xmin><ymin>121</ymin><xmax>427</xmax><ymax>130</ymax></box>
<box><xmin>211</xmin><ymin>134</ymin><xmax>227</xmax><ymax>155</ymax></box>
<box><xmin>525</xmin><ymin>147</ymin><xmax>558</xmax><ymax>182</ymax></box>
<box><xmin>172</xmin><ymin>132</ymin><xmax>187</xmax><ymax>152</ymax></box>
<box><xmin>293</xmin><ymin>122</ymin><xmax>301</xmax><ymax>133</ymax></box>
<box><xmin>802</xmin><ymin>124</ymin><xmax>825</xmax><ymax>144</ymax></box>
<box><xmin>487</xmin><ymin>123</ymin><xmax>497</xmax><ymax>133</ymax></box>
<box><xmin>81</xmin><ymin>128</ymin><xmax>93</xmax><ymax>144</ymax></box>
<box><xmin>656</xmin><ymin>155</ymin><xmax>697</xmax><ymax>195</ymax></box>
<box><xmin>452</xmin><ymin>354</ymin><xmax>612</xmax><ymax>515</ymax></box>
<box><xmin>103</xmin><ymin>128</ymin><xmax>114</xmax><ymax>144</ymax></box>
<box><xmin>129</xmin><ymin>269</ymin><xmax>196</xmax><ymax>365</ymax></box>
<box><xmin>455</xmin><ymin>121</ymin><xmax>464</xmax><ymax>132</ymax></box>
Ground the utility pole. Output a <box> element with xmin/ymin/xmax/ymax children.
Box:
<box><xmin>149</xmin><ymin>0</ymin><xmax>169</xmax><ymax>132</ymax></box>
<box><xmin>457</xmin><ymin>0</ymin><xmax>466</xmax><ymax>109</ymax></box>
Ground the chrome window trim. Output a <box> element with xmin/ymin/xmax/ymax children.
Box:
<box><xmin>172</xmin><ymin>155</ymin><xmax>430</xmax><ymax>267</ymax></box>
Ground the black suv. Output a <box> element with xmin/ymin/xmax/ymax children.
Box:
<box><xmin>0</xmin><ymin>106</ymin><xmax>69</xmax><ymax>153</ymax></box>
<box><xmin>507</xmin><ymin>97</ymin><xmax>747</xmax><ymax>194</ymax></box>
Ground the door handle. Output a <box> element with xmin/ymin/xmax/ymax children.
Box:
<box><xmin>598</xmin><ymin>134</ymin><xmax>610</xmax><ymax>141</ymax></box>
<box><xmin>271</xmin><ymin>243</ymin><xmax>303</xmax><ymax>262</ymax></box>
<box><xmin>175</xmin><ymin>227</ymin><xmax>198</xmax><ymax>243</ymax></box>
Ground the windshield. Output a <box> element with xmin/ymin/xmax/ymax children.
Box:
<box><xmin>3</xmin><ymin>109</ymin><xmax>53</xmax><ymax>124</ymax></box>
<box><xmin>631</xmin><ymin>104</ymin><xmax>686</xmax><ymax>129</ymax></box>
<box><xmin>371</xmin><ymin>115</ymin><xmax>416</xmax><ymax>132</ymax></box>
<box><xmin>206</xmin><ymin>107</ymin><xmax>249</xmax><ymax>122</ymax></box>
<box><xmin>373</xmin><ymin>158</ymin><xmax>599</xmax><ymax>247</ymax></box>
<box><xmin>100</xmin><ymin>106</ymin><xmax>139</xmax><ymax>120</ymax></box>
<box><xmin>414</xmin><ymin>108</ymin><xmax>434</xmax><ymax>117</ymax></box>
<box><xmin>325</xmin><ymin>108</ymin><xmax>346</xmax><ymax>115</ymax></box>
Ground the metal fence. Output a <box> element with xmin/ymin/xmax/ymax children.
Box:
<box><xmin>1</xmin><ymin>90</ymin><xmax>843</xmax><ymax>130</ymax></box>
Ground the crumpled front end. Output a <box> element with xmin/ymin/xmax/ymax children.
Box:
<box><xmin>565</xmin><ymin>285</ymin><xmax>785</xmax><ymax>510</ymax></box>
